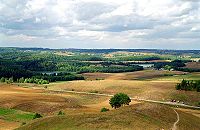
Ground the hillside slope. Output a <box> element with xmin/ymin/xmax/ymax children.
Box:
<box><xmin>17</xmin><ymin>103</ymin><xmax>200</xmax><ymax>130</ymax></box>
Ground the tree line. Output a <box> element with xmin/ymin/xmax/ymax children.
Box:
<box><xmin>0</xmin><ymin>77</ymin><xmax>49</xmax><ymax>84</ymax></box>
<box><xmin>0</xmin><ymin>73</ymin><xmax>84</xmax><ymax>84</ymax></box>
<box><xmin>154</xmin><ymin>60</ymin><xmax>186</xmax><ymax>70</ymax></box>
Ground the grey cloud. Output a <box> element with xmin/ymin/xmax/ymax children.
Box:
<box><xmin>74</xmin><ymin>2</ymin><xmax>115</xmax><ymax>21</ymax></box>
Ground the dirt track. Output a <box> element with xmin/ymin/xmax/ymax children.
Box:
<box><xmin>172</xmin><ymin>109</ymin><xmax>179</xmax><ymax>130</ymax></box>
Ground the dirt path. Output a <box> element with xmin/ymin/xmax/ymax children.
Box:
<box><xmin>172</xmin><ymin>109</ymin><xmax>179</xmax><ymax>130</ymax></box>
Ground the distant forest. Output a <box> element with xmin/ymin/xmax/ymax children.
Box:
<box><xmin>2</xmin><ymin>47</ymin><xmax>199</xmax><ymax>55</ymax></box>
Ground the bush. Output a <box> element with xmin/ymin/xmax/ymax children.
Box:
<box><xmin>196</xmin><ymin>102</ymin><xmax>200</xmax><ymax>107</ymax></box>
<box><xmin>21</xmin><ymin>122</ymin><xmax>26</xmax><ymax>126</ymax></box>
<box><xmin>33</xmin><ymin>113</ymin><xmax>42</xmax><ymax>119</ymax></box>
<box><xmin>101</xmin><ymin>107</ymin><xmax>109</xmax><ymax>112</ymax></box>
<box><xmin>109</xmin><ymin>93</ymin><xmax>131</xmax><ymax>109</ymax></box>
<box><xmin>89</xmin><ymin>90</ymin><xmax>98</xmax><ymax>93</ymax></box>
<box><xmin>0</xmin><ymin>77</ymin><xmax>5</xmax><ymax>82</ymax></box>
<box><xmin>58</xmin><ymin>111</ymin><xmax>65</xmax><ymax>115</ymax></box>
<box><xmin>18</xmin><ymin>77</ymin><xmax>25</xmax><ymax>83</ymax></box>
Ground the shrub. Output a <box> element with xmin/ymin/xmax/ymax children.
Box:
<box><xmin>89</xmin><ymin>90</ymin><xmax>98</xmax><ymax>93</ymax></box>
<box><xmin>197</xmin><ymin>102</ymin><xmax>200</xmax><ymax>107</ymax></box>
<box><xmin>58</xmin><ymin>111</ymin><xmax>65</xmax><ymax>115</ymax></box>
<box><xmin>101</xmin><ymin>107</ymin><xmax>109</xmax><ymax>112</ymax></box>
<box><xmin>0</xmin><ymin>77</ymin><xmax>5</xmax><ymax>82</ymax></box>
<box><xmin>21</xmin><ymin>122</ymin><xmax>26</xmax><ymax>126</ymax></box>
<box><xmin>33</xmin><ymin>113</ymin><xmax>42</xmax><ymax>119</ymax></box>
<box><xmin>18</xmin><ymin>77</ymin><xmax>25</xmax><ymax>83</ymax></box>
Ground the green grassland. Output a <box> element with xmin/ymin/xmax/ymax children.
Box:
<box><xmin>0</xmin><ymin>107</ymin><xmax>34</xmax><ymax>122</ymax></box>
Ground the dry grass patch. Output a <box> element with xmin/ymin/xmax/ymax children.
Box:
<box><xmin>81</xmin><ymin>70</ymin><xmax>187</xmax><ymax>81</ymax></box>
<box><xmin>0</xmin><ymin>84</ymin><xmax>83</xmax><ymax>115</ymax></box>
<box><xmin>51</xmin><ymin>80</ymin><xmax>176</xmax><ymax>100</ymax></box>
<box><xmin>184</xmin><ymin>62</ymin><xmax>200</xmax><ymax>69</ymax></box>
<box><xmin>0</xmin><ymin>119</ymin><xmax>20</xmax><ymax>130</ymax></box>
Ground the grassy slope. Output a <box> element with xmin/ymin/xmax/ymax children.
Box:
<box><xmin>0</xmin><ymin>107</ymin><xmax>35</xmax><ymax>130</ymax></box>
<box><xmin>17</xmin><ymin>103</ymin><xmax>200</xmax><ymax>130</ymax></box>
<box><xmin>0</xmin><ymin>107</ymin><xmax>34</xmax><ymax>122</ymax></box>
<box><xmin>178</xmin><ymin>110</ymin><xmax>200</xmax><ymax>130</ymax></box>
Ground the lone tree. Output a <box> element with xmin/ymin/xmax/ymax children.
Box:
<box><xmin>109</xmin><ymin>93</ymin><xmax>131</xmax><ymax>109</ymax></box>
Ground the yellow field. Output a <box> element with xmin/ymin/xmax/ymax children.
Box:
<box><xmin>46</xmin><ymin>70</ymin><xmax>200</xmax><ymax>106</ymax></box>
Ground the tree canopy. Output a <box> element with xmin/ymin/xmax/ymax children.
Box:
<box><xmin>109</xmin><ymin>93</ymin><xmax>131</xmax><ymax>109</ymax></box>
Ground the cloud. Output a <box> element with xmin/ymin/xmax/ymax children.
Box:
<box><xmin>0</xmin><ymin>0</ymin><xmax>200</xmax><ymax>49</ymax></box>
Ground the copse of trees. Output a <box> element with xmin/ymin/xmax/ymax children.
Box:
<box><xmin>176</xmin><ymin>79</ymin><xmax>200</xmax><ymax>92</ymax></box>
<box><xmin>154</xmin><ymin>60</ymin><xmax>186</xmax><ymax>70</ymax></box>
<box><xmin>109</xmin><ymin>93</ymin><xmax>131</xmax><ymax>109</ymax></box>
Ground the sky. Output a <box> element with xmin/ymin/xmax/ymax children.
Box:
<box><xmin>0</xmin><ymin>0</ymin><xmax>200</xmax><ymax>49</ymax></box>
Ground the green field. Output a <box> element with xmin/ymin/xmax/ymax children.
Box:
<box><xmin>0</xmin><ymin>107</ymin><xmax>34</xmax><ymax>123</ymax></box>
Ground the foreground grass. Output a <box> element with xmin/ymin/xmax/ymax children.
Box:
<box><xmin>17</xmin><ymin>103</ymin><xmax>200</xmax><ymax>130</ymax></box>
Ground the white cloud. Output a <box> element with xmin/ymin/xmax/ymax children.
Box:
<box><xmin>0</xmin><ymin>0</ymin><xmax>200</xmax><ymax>49</ymax></box>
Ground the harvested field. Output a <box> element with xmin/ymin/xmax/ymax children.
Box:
<box><xmin>184</xmin><ymin>62</ymin><xmax>200</xmax><ymax>69</ymax></box>
<box><xmin>82</xmin><ymin>70</ymin><xmax>187</xmax><ymax>80</ymax></box>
